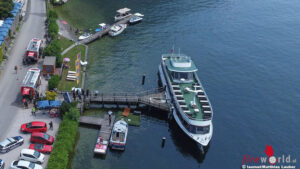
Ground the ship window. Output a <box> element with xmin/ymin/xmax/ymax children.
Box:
<box><xmin>189</xmin><ymin>125</ymin><xmax>210</xmax><ymax>134</ymax></box>
<box><xmin>172</xmin><ymin>72</ymin><xmax>193</xmax><ymax>81</ymax></box>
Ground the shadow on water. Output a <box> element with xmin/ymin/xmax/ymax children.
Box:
<box><xmin>168</xmin><ymin>117</ymin><xmax>210</xmax><ymax>164</ymax></box>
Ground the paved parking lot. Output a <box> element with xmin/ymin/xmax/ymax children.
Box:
<box><xmin>0</xmin><ymin>105</ymin><xmax>61</xmax><ymax>169</ymax></box>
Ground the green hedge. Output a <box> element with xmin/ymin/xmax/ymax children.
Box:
<box><xmin>46</xmin><ymin>109</ymin><xmax>79</xmax><ymax>169</ymax></box>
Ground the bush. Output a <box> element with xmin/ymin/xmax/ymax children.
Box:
<box><xmin>48</xmin><ymin>75</ymin><xmax>60</xmax><ymax>90</ymax></box>
<box><xmin>46</xmin><ymin>116</ymin><xmax>78</xmax><ymax>169</ymax></box>
<box><xmin>68</xmin><ymin>107</ymin><xmax>80</xmax><ymax>121</ymax></box>
<box><xmin>59</xmin><ymin>101</ymin><xmax>78</xmax><ymax>116</ymax></box>
<box><xmin>45</xmin><ymin>91</ymin><xmax>57</xmax><ymax>100</ymax></box>
<box><xmin>48</xmin><ymin>18</ymin><xmax>59</xmax><ymax>39</ymax></box>
<box><xmin>48</xmin><ymin>9</ymin><xmax>58</xmax><ymax>19</ymax></box>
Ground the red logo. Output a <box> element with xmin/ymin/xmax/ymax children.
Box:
<box><xmin>265</xmin><ymin>145</ymin><xmax>277</xmax><ymax>165</ymax></box>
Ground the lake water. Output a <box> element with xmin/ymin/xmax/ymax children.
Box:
<box><xmin>55</xmin><ymin>0</ymin><xmax>300</xmax><ymax>168</ymax></box>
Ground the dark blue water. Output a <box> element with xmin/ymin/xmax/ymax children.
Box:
<box><xmin>57</xmin><ymin>0</ymin><xmax>300</xmax><ymax>168</ymax></box>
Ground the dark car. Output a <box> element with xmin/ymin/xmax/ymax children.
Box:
<box><xmin>30</xmin><ymin>132</ymin><xmax>54</xmax><ymax>145</ymax></box>
<box><xmin>0</xmin><ymin>136</ymin><xmax>24</xmax><ymax>153</ymax></box>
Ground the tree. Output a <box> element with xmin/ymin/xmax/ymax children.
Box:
<box><xmin>68</xmin><ymin>107</ymin><xmax>80</xmax><ymax>121</ymax></box>
<box><xmin>0</xmin><ymin>0</ymin><xmax>14</xmax><ymax>19</ymax></box>
<box><xmin>48</xmin><ymin>75</ymin><xmax>60</xmax><ymax>90</ymax></box>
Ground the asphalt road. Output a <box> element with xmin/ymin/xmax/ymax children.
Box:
<box><xmin>0</xmin><ymin>0</ymin><xmax>46</xmax><ymax>139</ymax></box>
<box><xmin>0</xmin><ymin>0</ymin><xmax>61</xmax><ymax>168</ymax></box>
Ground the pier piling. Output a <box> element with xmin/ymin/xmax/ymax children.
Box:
<box><xmin>161</xmin><ymin>137</ymin><xmax>166</xmax><ymax>148</ymax></box>
<box><xmin>142</xmin><ymin>74</ymin><xmax>146</xmax><ymax>85</ymax></box>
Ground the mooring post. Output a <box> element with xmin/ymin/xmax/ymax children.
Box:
<box><xmin>142</xmin><ymin>74</ymin><xmax>146</xmax><ymax>85</ymax></box>
<box><xmin>161</xmin><ymin>137</ymin><xmax>166</xmax><ymax>148</ymax></box>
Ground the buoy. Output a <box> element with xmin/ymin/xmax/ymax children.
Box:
<box><xmin>142</xmin><ymin>74</ymin><xmax>146</xmax><ymax>85</ymax></box>
<box><xmin>161</xmin><ymin>137</ymin><xmax>166</xmax><ymax>148</ymax></box>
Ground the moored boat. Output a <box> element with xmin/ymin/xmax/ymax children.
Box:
<box><xmin>158</xmin><ymin>52</ymin><xmax>213</xmax><ymax>146</ymax></box>
<box><xmin>95</xmin><ymin>23</ymin><xmax>108</xmax><ymax>32</ymax></box>
<box><xmin>94</xmin><ymin>136</ymin><xmax>108</xmax><ymax>155</ymax></box>
<box><xmin>109</xmin><ymin>119</ymin><xmax>128</xmax><ymax>150</ymax></box>
<box><xmin>108</xmin><ymin>24</ymin><xmax>127</xmax><ymax>37</ymax></box>
<box><xmin>78</xmin><ymin>32</ymin><xmax>91</xmax><ymax>40</ymax></box>
<box><xmin>129</xmin><ymin>16</ymin><xmax>143</xmax><ymax>24</ymax></box>
<box><xmin>114</xmin><ymin>8</ymin><xmax>132</xmax><ymax>21</ymax></box>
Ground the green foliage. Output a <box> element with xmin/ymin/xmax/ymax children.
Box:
<box><xmin>47</xmin><ymin>9</ymin><xmax>58</xmax><ymax>19</ymax></box>
<box><xmin>60</xmin><ymin>101</ymin><xmax>78</xmax><ymax>116</ymax></box>
<box><xmin>116</xmin><ymin>111</ymin><xmax>141</xmax><ymax>126</ymax></box>
<box><xmin>68</xmin><ymin>107</ymin><xmax>80</xmax><ymax>121</ymax></box>
<box><xmin>0</xmin><ymin>0</ymin><xmax>14</xmax><ymax>19</ymax></box>
<box><xmin>43</xmin><ymin>40</ymin><xmax>62</xmax><ymax>66</ymax></box>
<box><xmin>46</xmin><ymin>116</ymin><xmax>78</xmax><ymax>169</ymax></box>
<box><xmin>45</xmin><ymin>91</ymin><xmax>57</xmax><ymax>100</ymax></box>
<box><xmin>48</xmin><ymin>75</ymin><xmax>60</xmax><ymax>90</ymax></box>
<box><xmin>48</xmin><ymin>18</ymin><xmax>59</xmax><ymax>39</ymax></box>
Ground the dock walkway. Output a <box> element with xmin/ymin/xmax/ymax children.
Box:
<box><xmin>79</xmin><ymin>114</ymin><xmax>115</xmax><ymax>155</ymax></box>
<box><xmin>61</xmin><ymin>15</ymin><xmax>135</xmax><ymax>55</ymax></box>
<box><xmin>86</xmin><ymin>88</ymin><xmax>170</xmax><ymax>111</ymax></box>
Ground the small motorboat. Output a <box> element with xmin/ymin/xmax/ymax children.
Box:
<box><xmin>115</xmin><ymin>8</ymin><xmax>132</xmax><ymax>21</ymax></box>
<box><xmin>94</xmin><ymin>136</ymin><xmax>108</xmax><ymax>155</ymax></box>
<box><xmin>95</xmin><ymin>23</ymin><xmax>108</xmax><ymax>32</ymax></box>
<box><xmin>129</xmin><ymin>16</ymin><xmax>143</xmax><ymax>24</ymax></box>
<box><xmin>78</xmin><ymin>32</ymin><xmax>91</xmax><ymax>40</ymax></box>
<box><xmin>110</xmin><ymin>119</ymin><xmax>128</xmax><ymax>150</ymax></box>
<box><xmin>108</xmin><ymin>24</ymin><xmax>127</xmax><ymax>37</ymax></box>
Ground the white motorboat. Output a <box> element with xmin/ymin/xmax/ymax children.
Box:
<box><xmin>94</xmin><ymin>136</ymin><xmax>108</xmax><ymax>155</ymax></box>
<box><xmin>129</xmin><ymin>16</ymin><xmax>143</xmax><ymax>24</ymax></box>
<box><xmin>109</xmin><ymin>119</ymin><xmax>128</xmax><ymax>150</ymax></box>
<box><xmin>115</xmin><ymin>8</ymin><xmax>132</xmax><ymax>21</ymax></box>
<box><xmin>108</xmin><ymin>24</ymin><xmax>127</xmax><ymax>37</ymax></box>
<box><xmin>95</xmin><ymin>23</ymin><xmax>108</xmax><ymax>32</ymax></box>
<box><xmin>78</xmin><ymin>32</ymin><xmax>91</xmax><ymax>40</ymax></box>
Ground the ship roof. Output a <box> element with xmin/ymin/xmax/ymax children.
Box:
<box><xmin>164</xmin><ymin>54</ymin><xmax>198</xmax><ymax>72</ymax></box>
<box><xmin>116</xmin><ymin>8</ymin><xmax>131</xmax><ymax>14</ymax></box>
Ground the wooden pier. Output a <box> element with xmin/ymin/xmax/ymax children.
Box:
<box><xmin>78</xmin><ymin>15</ymin><xmax>135</xmax><ymax>45</ymax></box>
<box><xmin>79</xmin><ymin>114</ymin><xmax>115</xmax><ymax>155</ymax></box>
<box><xmin>86</xmin><ymin>88</ymin><xmax>170</xmax><ymax>111</ymax></box>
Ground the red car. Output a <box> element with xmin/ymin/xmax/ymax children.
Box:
<box><xmin>29</xmin><ymin>143</ymin><xmax>52</xmax><ymax>154</ymax></box>
<box><xmin>20</xmin><ymin>121</ymin><xmax>47</xmax><ymax>133</ymax></box>
<box><xmin>30</xmin><ymin>132</ymin><xmax>54</xmax><ymax>145</ymax></box>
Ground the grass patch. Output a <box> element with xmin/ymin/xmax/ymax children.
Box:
<box><xmin>57</xmin><ymin>45</ymin><xmax>85</xmax><ymax>91</ymax></box>
<box><xmin>116</xmin><ymin>111</ymin><xmax>141</xmax><ymax>126</ymax></box>
<box><xmin>57</xmin><ymin>44</ymin><xmax>86</xmax><ymax>91</ymax></box>
<box><xmin>58</xmin><ymin>36</ymin><xmax>73</xmax><ymax>51</ymax></box>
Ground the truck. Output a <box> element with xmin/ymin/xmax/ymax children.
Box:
<box><xmin>23</xmin><ymin>38</ymin><xmax>43</xmax><ymax>64</ymax></box>
<box><xmin>21</xmin><ymin>68</ymin><xmax>41</xmax><ymax>100</ymax></box>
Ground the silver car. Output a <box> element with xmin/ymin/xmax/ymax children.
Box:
<box><xmin>0</xmin><ymin>136</ymin><xmax>24</xmax><ymax>153</ymax></box>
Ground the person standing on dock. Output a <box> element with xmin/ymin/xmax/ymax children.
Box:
<box><xmin>108</xmin><ymin>110</ymin><xmax>112</xmax><ymax>126</ymax></box>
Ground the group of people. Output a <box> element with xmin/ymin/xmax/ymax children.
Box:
<box><xmin>72</xmin><ymin>88</ymin><xmax>90</xmax><ymax>101</ymax></box>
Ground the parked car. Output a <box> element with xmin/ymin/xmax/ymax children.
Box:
<box><xmin>29</xmin><ymin>144</ymin><xmax>52</xmax><ymax>154</ymax></box>
<box><xmin>0</xmin><ymin>136</ymin><xmax>24</xmax><ymax>153</ymax></box>
<box><xmin>19</xmin><ymin>149</ymin><xmax>45</xmax><ymax>164</ymax></box>
<box><xmin>21</xmin><ymin>121</ymin><xmax>47</xmax><ymax>133</ymax></box>
<box><xmin>0</xmin><ymin>159</ymin><xmax>4</xmax><ymax>169</ymax></box>
<box><xmin>10</xmin><ymin>160</ymin><xmax>42</xmax><ymax>169</ymax></box>
<box><xmin>30</xmin><ymin>132</ymin><xmax>54</xmax><ymax>145</ymax></box>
